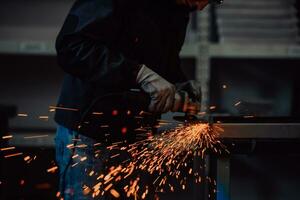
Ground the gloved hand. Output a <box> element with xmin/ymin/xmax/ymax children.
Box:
<box><xmin>175</xmin><ymin>80</ymin><xmax>202</xmax><ymax>104</ymax></box>
<box><xmin>136</xmin><ymin>65</ymin><xmax>176</xmax><ymax>113</ymax></box>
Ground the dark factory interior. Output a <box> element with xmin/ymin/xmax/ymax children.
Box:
<box><xmin>1</xmin><ymin>0</ymin><xmax>300</xmax><ymax>200</ymax></box>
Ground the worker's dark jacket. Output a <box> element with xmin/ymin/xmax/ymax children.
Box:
<box><xmin>55</xmin><ymin>0</ymin><xmax>190</xmax><ymax>133</ymax></box>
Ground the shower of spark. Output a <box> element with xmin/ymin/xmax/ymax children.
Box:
<box><xmin>85</xmin><ymin>122</ymin><xmax>228</xmax><ymax>199</ymax></box>
<box><xmin>0</xmin><ymin>105</ymin><xmax>229</xmax><ymax>199</ymax></box>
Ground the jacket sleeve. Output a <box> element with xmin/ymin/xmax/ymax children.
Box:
<box><xmin>55</xmin><ymin>0</ymin><xmax>141</xmax><ymax>90</ymax></box>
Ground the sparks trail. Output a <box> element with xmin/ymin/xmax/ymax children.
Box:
<box><xmin>47</xmin><ymin>166</ymin><xmax>58</xmax><ymax>173</ymax></box>
<box><xmin>88</xmin><ymin>123</ymin><xmax>228</xmax><ymax>199</ymax></box>
<box><xmin>38</xmin><ymin>116</ymin><xmax>49</xmax><ymax>120</ymax></box>
<box><xmin>24</xmin><ymin>135</ymin><xmax>49</xmax><ymax>139</ymax></box>
<box><xmin>17</xmin><ymin>113</ymin><xmax>28</xmax><ymax>117</ymax></box>
<box><xmin>49</xmin><ymin>105</ymin><xmax>79</xmax><ymax>112</ymax></box>
<box><xmin>2</xmin><ymin>135</ymin><xmax>13</xmax><ymax>140</ymax></box>
<box><xmin>4</xmin><ymin>152</ymin><xmax>23</xmax><ymax>158</ymax></box>
<box><xmin>234</xmin><ymin>101</ymin><xmax>242</xmax><ymax>107</ymax></box>
<box><xmin>0</xmin><ymin>147</ymin><xmax>16</xmax><ymax>151</ymax></box>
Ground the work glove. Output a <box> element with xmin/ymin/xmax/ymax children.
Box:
<box><xmin>175</xmin><ymin>80</ymin><xmax>202</xmax><ymax>104</ymax></box>
<box><xmin>136</xmin><ymin>65</ymin><xmax>176</xmax><ymax>113</ymax></box>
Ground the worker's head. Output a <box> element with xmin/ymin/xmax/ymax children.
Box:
<box><xmin>176</xmin><ymin>0</ymin><xmax>223</xmax><ymax>10</ymax></box>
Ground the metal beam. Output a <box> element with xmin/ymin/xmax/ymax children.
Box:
<box><xmin>214</xmin><ymin>123</ymin><xmax>300</xmax><ymax>139</ymax></box>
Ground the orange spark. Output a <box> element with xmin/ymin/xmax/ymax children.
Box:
<box><xmin>110</xmin><ymin>189</ymin><xmax>120</xmax><ymax>198</ymax></box>
<box><xmin>80</xmin><ymin>157</ymin><xmax>87</xmax><ymax>162</ymax></box>
<box><xmin>24</xmin><ymin>135</ymin><xmax>49</xmax><ymax>139</ymax></box>
<box><xmin>83</xmin><ymin>185</ymin><xmax>91</xmax><ymax>195</ymax></box>
<box><xmin>92</xmin><ymin>112</ymin><xmax>103</xmax><ymax>115</ymax></box>
<box><xmin>17</xmin><ymin>113</ymin><xmax>28</xmax><ymax>117</ymax></box>
<box><xmin>234</xmin><ymin>101</ymin><xmax>241</xmax><ymax>106</ymax></box>
<box><xmin>104</xmin><ymin>183</ymin><xmax>113</xmax><ymax>191</ymax></box>
<box><xmin>209</xmin><ymin>106</ymin><xmax>216</xmax><ymax>110</ymax></box>
<box><xmin>56</xmin><ymin>191</ymin><xmax>61</xmax><ymax>198</ymax></box>
<box><xmin>49</xmin><ymin>106</ymin><xmax>79</xmax><ymax>112</ymax></box>
<box><xmin>89</xmin><ymin>171</ymin><xmax>95</xmax><ymax>176</ymax></box>
<box><xmin>47</xmin><ymin>166</ymin><xmax>58</xmax><ymax>173</ymax></box>
<box><xmin>4</xmin><ymin>152</ymin><xmax>23</xmax><ymax>158</ymax></box>
<box><xmin>110</xmin><ymin>154</ymin><xmax>120</xmax><ymax>159</ymax></box>
<box><xmin>0</xmin><ymin>147</ymin><xmax>15</xmax><ymax>151</ymax></box>
<box><xmin>243</xmin><ymin>115</ymin><xmax>254</xmax><ymax>118</ymax></box>
<box><xmin>72</xmin><ymin>162</ymin><xmax>79</xmax><ymax>167</ymax></box>
<box><xmin>198</xmin><ymin>112</ymin><xmax>206</xmax><ymax>115</ymax></box>
<box><xmin>24</xmin><ymin>156</ymin><xmax>31</xmax><ymax>161</ymax></box>
<box><xmin>72</xmin><ymin>154</ymin><xmax>79</xmax><ymax>159</ymax></box>
<box><xmin>2</xmin><ymin>135</ymin><xmax>13</xmax><ymax>139</ymax></box>
<box><xmin>38</xmin><ymin>116</ymin><xmax>49</xmax><ymax>120</ymax></box>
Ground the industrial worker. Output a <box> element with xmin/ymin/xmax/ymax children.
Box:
<box><xmin>54</xmin><ymin>0</ymin><xmax>209</xmax><ymax>199</ymax></box>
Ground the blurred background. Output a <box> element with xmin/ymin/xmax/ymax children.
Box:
<box><xmin>0</xmin><ymin>0</ymin><xmax>300</xmax><ymax>199</ymax></box>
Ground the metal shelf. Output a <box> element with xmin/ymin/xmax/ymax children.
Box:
<box><xmin>209</xmin><ymin>43</ymin><xmax>300</xmax><ymax>59</ymax></box>
<box><xmin>1</xmin><ymin>40</ymin><xmax>300</xmax><ymax>60</ymax></box>
<box><xmin>0</xmin><ymin>40</ymin><xmax>200</xmax><ymax>58</ymax></box>
<box><xmin>0</xmin><ymin>40</ymin><xmax>55</xmax><ymax>55</ymax></box>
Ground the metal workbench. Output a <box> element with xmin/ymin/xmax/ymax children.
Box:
<box><xmin>204</xmin><ymin>121</ymin><xmax>300</xmax><ymax>200</ymax></box>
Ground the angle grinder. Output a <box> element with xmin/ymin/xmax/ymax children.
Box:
<box><xmin>78</xmin><ymin>90</ymin><xmax>201</xmax><ymax>140</ymax></box>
